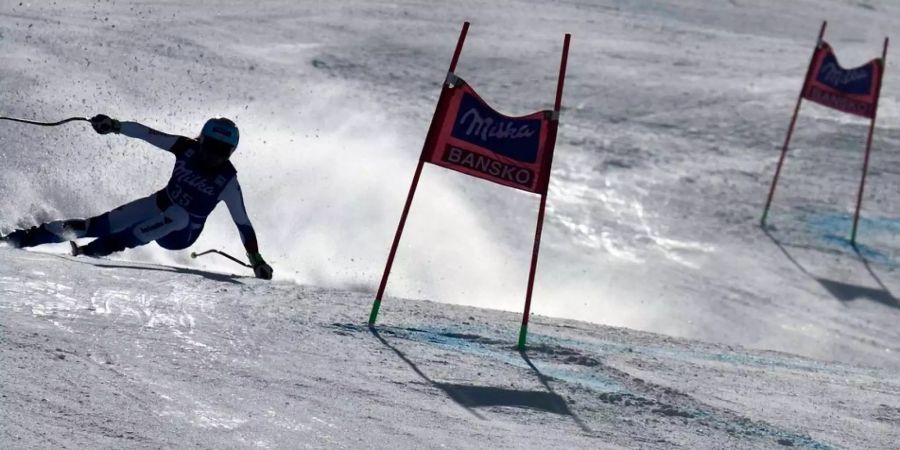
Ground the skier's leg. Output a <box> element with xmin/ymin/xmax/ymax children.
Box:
<box><xmin>156</xmin><ymin>222</ymin><xmax>204</xmax><ymax>250</ymax></box>
<box><xmin>2</xmin><ymin>195</ymin><xmax>160</xmax><ymax>248</ymax></box>
<box><xmin>79</xmin><ymin>206</ymin><xmax>190</xmax><ymax>257</ymax></box>
<box><xmin>81</xmin><ymin>195</ymin><xmax>161</xmax><ymax>238</ymax></box>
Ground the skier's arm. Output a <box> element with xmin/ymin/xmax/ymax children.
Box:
<box><xmin>221</xmin><ymin>178</ymin><xmax>273</xmax><ymax>279</ymax></box>
<box><xmin>222</xmin><ymin>177</ymin><xmax>259</xmax><ymax>253</ymax></box>
<box><xmin>118</xmin><ymin>122</ymin><xmax>191</xmax><ymax>154</ymax></box>
<box><xmin>90</xmin><ymin>115</ymin><xmax>189</xmax><ymax>154</ymax></box>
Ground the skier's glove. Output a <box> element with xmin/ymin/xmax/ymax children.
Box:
<box><xmin>248</xmin><ymin>252</ymin><xmax>273</xmax><ymax>280</ymax></box>
<box><xmin>90</xmin><ymin>114</ymin><xmax>121</xmax><ymax>135</ymax></box>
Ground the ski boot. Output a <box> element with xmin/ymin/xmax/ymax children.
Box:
<box><xmin>0</xmin><ymin>228</ymin><xmax>29</xmax><ymax>248</ymax></box>
<box><xmin>2</xmin><ymin>220</ymin><xmax>88</xmax><ymax>249</ymax></box>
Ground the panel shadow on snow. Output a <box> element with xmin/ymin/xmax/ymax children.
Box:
<box><xmin>435</xmin><ymin>383</ymin><xmax>572</xmax><ymax>415</ymax></box>
<box><xmin>366</xmin><ymin>325</ymin><xmax>588</xmax><ymax>429</ymax></box>
<box><xmin>763</xmin><ymin>229</ymin><xmax>899</xmax><ymax>309</ymax></box>
<box><xmin>815</xmin><ymin>278</ymin><xmax>899</xmax><ymax>308</ymax></box>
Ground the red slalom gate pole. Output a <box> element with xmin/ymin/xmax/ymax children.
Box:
<box><xmin>518</xmin><ymin>33</ymin><xmax>570</xmax><ymax>350</ymax></box>
<box><xmin>369</xmin><ymin>22</ymin><xmax>470</xmax><ymax>326</ymax></box>
<box><xmin>761</xmin><ymin>21</ymin><xmax>827</xmax><ymax>227</ymax></box>
<box><xmin>851</xmin><ymin>36</ymin><xmax>889</xmax><ymax>245</ymax></box>
<box><xmin>517</xmin><ymin>194</ymin><xmax>549</xmax><ymax>350</ymax></box>
<box><xmin>554</xmin><ymin>35</ymin><xmax>571</xmax><ymax>111</ymax></box>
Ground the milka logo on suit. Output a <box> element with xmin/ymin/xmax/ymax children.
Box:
<box><xmin>172</xmin><ymin>161</ymin><xmax>216</xmax><ymax>196</ymax></box>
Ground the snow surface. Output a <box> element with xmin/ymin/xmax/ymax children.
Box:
<box><xmin>1</xmin><ymin>0</ymin><xmax>900</xmax><ymax>448</ymax></box>
<box><xmin>2</xmin><ymin>248</ymin><xmax>899</xmax><ymax>448</ymax></box>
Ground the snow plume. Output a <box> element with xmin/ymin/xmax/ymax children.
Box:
<box><xmin>129</xmin><ymin>77</ymin><xmax>530</xmax><ymax>313</ymax></box>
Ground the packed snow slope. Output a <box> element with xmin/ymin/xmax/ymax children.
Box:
<box><xmin>1</xmin><ymin>0</ymin><xmax>900</xmax><ymax>447</ymax></box>
<box><xmin>1</xmin><ymin>248</ymin><xmax>899</xmax><ymax>449</ymax></box>
<box><xmin>4</xmin><ymin>0</ymin><xmax>900</xmax><ymax>371</ymax></box>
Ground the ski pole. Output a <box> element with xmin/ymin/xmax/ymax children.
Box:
<box><xmin>190</xmin><ymin>249</ymin><xmax>253</xmax><ymax>268</ymax></box>
<box><xmin>0</xmin><ymin>116</ymin><xmax>90</xmax><ymax>127</ymax></box>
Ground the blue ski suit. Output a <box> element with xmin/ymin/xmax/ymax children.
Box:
<box><xmin>23</xmin><ymin>121</ymin><xmax>259</xmax><ymax>257</ymax></box>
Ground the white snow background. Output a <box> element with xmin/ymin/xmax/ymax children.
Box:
<box><xmin>1</xmin><ymin>0</ymin><xmax>900</xmax><ymax>448</ymax></box>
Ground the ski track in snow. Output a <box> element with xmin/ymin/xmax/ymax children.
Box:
<box><xmin>2</xmin><ymin>0</ymin><xmax>900</xmax><ymax>448</ymax></box>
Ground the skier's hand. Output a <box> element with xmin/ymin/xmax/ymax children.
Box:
<box><xmin>90</xmin><ymin>114</ymin><xmax>121</xmax><ymax>135</ymax></box>
<box><xmin>248</xmin><ymin>252</ymin><xmax>273</xmax><ymax>280</ymax></box>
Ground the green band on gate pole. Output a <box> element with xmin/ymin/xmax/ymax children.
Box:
<box><xmin>368</xmin><ymin>299</ymin><xmax>382</xmax><ymax>325</ymax></box>
<box><xmin>760</xmin><ymin>208</ymin><xmax>769</xmax><ymax>227</ymax></box>
<box><xmin>517</xmin><ymin>325</ymin><xmax>528</xmax><ymax>350</ymax></box>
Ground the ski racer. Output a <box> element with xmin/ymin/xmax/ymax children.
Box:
<box><xmin>0</xmin><ymin>115</ymin><xmax>274</xmax><ymax>280</ymax></box>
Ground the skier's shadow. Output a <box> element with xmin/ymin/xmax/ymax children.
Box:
<box><xmin>763</xmin><ymin>229</ymin><xmax>898</xmax><ymax>308</ymax></box>
<box><xmin>368</xmin><ymin>325</ymin><xmax>591</xmax><ymax>432</ymax></box>
<box><xmin>60</xmin><ymin>256</ymin><xmax>243</xmax><ymax>285</ymax></box>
